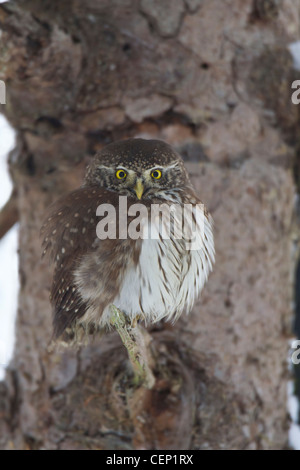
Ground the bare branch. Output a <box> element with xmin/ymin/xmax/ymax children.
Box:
<box><xmin>0</xmin><ymin>189</ymin><xmax>18</xmax><ymax>241</ymax></box>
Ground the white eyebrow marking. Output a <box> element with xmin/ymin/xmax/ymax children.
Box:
<box><xmin>116</xmin><ymin>166</ymin><xmax>130</xmax><ymax>172</ymax></box>
<box><xmin>164</xmin><ymin>161</ymin><xmax>180</xmax><ymax>170</ymax></box>
<box><xmin>97</xmin><ymin>165</ymin><xmax>112</xmax><ymax>171</ymax></box>
<box><xmin>148</xmin><ymin>161</ymin><xmax>179</xmax><ymax>172</ymax></box>
<box><xmin>98</xmin><ymin>165</ymin><xmax>133</xmax><ymax>173</ymax></box>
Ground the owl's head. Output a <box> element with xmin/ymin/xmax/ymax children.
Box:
<box><xmin>84</xmin><ymin>139</ymin><xmax>191</xmax><ymax>200</ymax></box>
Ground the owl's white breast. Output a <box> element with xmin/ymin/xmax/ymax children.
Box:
<box><xmin>100</xmin><ymin>209</ymin><xmax>214</xmax><ymax>327</ymax></box>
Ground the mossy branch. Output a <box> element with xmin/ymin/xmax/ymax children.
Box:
<box><xmin>110</xmin><ymin>305</ymin><xmax>155</xmax><ymax>389</ymax></box>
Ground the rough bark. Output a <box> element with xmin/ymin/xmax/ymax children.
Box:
<box><xmin>0</xmin><ymin>0</ymin><xmax>299</xmax><ymax>449</ymax></box>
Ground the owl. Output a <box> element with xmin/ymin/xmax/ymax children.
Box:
<box><xmin>41</xmin><ymin>139</ymin><xmax>214</xmax><ymax>342</ymax></box>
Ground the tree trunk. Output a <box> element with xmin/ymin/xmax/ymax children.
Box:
<box><xmin>0</xmin><ymin>0</ymin><xmax>298</xmax><ymax>450</ymax></box>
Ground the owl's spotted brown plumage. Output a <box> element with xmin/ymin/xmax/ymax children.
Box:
<box><xmin>41</xmin><ymin>139</ymin><xmax>214</xmax><ymax>342</ymax></box>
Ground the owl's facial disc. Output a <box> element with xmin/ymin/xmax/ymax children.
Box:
<box><xmin>93</xmin><ymin>160</ymin><xmax>185</xmax><ymax>200</ymax></box>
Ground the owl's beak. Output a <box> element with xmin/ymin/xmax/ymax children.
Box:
<box><xmin>134</xmin><ymin>179</ymin><xmax>144</xmax><ymax>200</ymax></box>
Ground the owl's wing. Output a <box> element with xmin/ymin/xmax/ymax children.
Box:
<box><xmin>41</xmin><ymin>186</ymin><xmax>123</xmax><ymax>340</ymax></box>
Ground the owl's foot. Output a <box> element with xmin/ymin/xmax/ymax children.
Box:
<box><xmin>131</xmin><ymin>315</ymin><xmax>141</xmax><ymax>328</ymax></box>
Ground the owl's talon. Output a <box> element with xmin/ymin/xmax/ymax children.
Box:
<box><xmin>131</xmin><ymin>315</ymin><xmax>141</xmax><ymax>328</ymax></box>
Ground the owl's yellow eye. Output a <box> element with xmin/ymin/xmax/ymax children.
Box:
<box><xmin>151</xmin><ymin>169</ymin><xmax>162</xmax><ymax>179</ymax></box>
<box><xmin>116</xmin><ymin>169</ymin><xmax>127</xmax><ymax>179</ymax></box>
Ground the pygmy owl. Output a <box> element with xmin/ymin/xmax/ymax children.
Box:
<box><xmin>41</xmin><ymin>139</ymin><xmax>215</xmax><ymax>342</ymax></box>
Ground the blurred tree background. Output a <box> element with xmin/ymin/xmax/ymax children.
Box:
<box><xmin>0</xmin><ymin>0</ymin><xmax>299</xmax><ymax>449</ymax></box>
